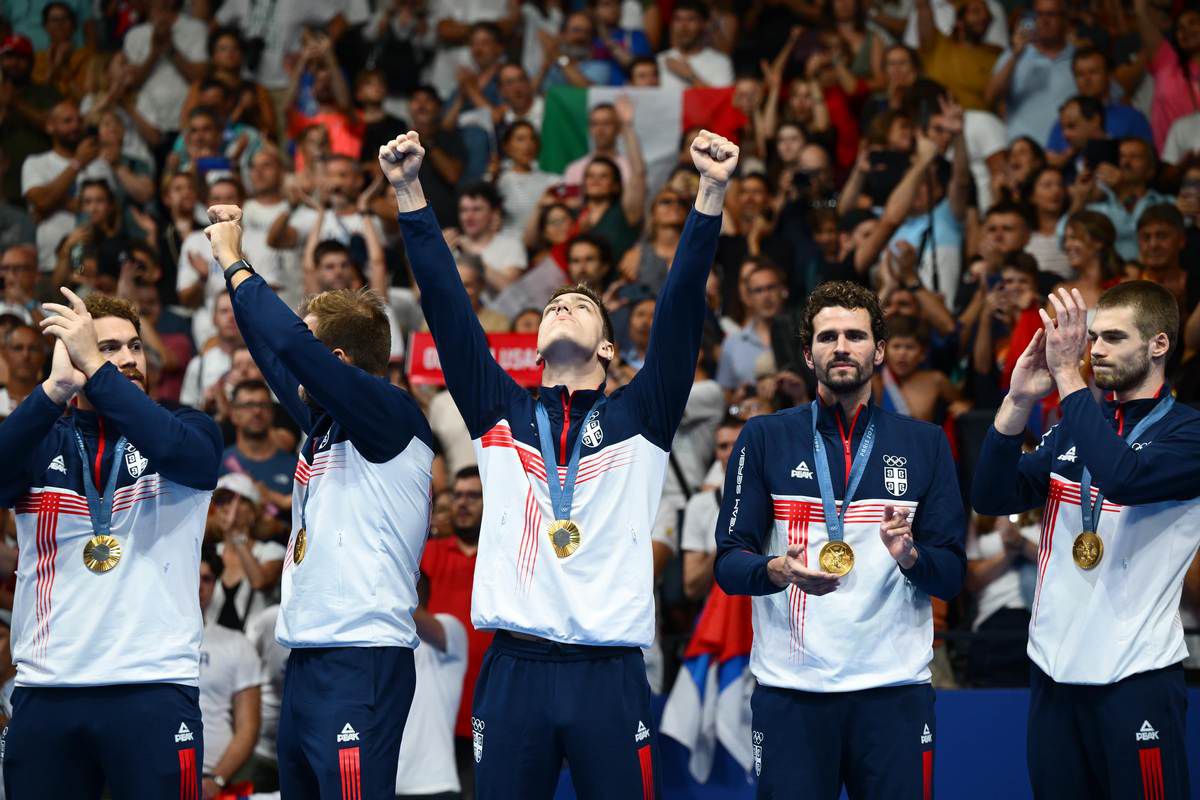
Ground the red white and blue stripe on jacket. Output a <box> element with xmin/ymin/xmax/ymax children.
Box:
<box><xmin>399</xmin><ymin>203</ymin><xmax>721</xmax><ymax>648</ymax></box>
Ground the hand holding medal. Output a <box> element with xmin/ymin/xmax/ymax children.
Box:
<box><xmin>879</xmin><ymin>505</ymin><xmax>917</xmax><ymax>569</ymax></box>
<box><xmin>767</xmin><ymin>544</ymin><xmax>842</xmax><ymax>594</ymax></box>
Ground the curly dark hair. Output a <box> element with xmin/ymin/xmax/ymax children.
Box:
<box><xmin>84</xmin><ymin>294</ymin><xmax>142</xmax><ymax>336</ymax></box>
<box><xmin>799</xmin><ymin>281</ymin><xmax>887</xmax><ymax>350</ymax></box>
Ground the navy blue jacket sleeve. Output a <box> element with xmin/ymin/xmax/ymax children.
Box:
<box><xmin>0</xmin><ymin>386</ymin><xmax>65</xmax><ymax>505</ymax></box>
<box><xmin>714</xmin><ymin>418</ymin><xmax>785</xmax><ymax>596</ymax></box>
<box><xmin>228</xmin><ymin>273</ymin><xmax>428</xmax><ymax>463</ymax></box>
<box><xmin>971</xmin><ymin>423</ymin><xmax>1057</xmax><ymax>516</ymax></box>
<box><xmin>228</xmin><ymin>274</ymin><xmax>312</xmax><ymax>434</ymax></box>
<box><xmin>1058</xmin><ymin>387</ymin><xmax>1200</xmax><ymax>504</ymax></box>
<box><xmin>901</xmin><ymin>431</ymin><xmax>966</xmax><ymax>600</ymax></box>
<box><xmin>83</xmin><ymin>363</ymin><xmax>223</xmax><ymax>490</ymax></box>
<box><xmin>626</xmin><ymin>209</ymin><xmax>721</xmax><ymax>450</ymax></box>
<box><xmin>398</xmin><ymin>204</ymin><xmax>523</xmax><ymax>439</ymax></box>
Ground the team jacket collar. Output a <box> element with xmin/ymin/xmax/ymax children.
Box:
<box><xmin>1103</xmin><ymin>382</ymin><xmax>1172</xmax><ymax>436</ymax></box>
<box><xmin>814</xmin><ymin>393</ymin><xmax>876</xmax><ymax>441</ymax></box>
<box><xmin>69</xmin><ymin>406</ymin><xmax>112</xmax><ymax>438</ymax></box>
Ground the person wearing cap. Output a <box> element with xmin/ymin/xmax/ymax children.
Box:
<box><xmin>206</xmin><ymin>472</ymin><xmax>285</xmax><ymax>633</ymax></box>
<box><xmin>0</xmin><ymin>34</ymin><xmax>62</xmax><ymax>206</ymax></box>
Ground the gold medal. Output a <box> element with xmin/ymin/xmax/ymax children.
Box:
<box><xmin>546</xmin><ymin>520</ymin><xmax>581</xmax><ymax>558</ymax></box>
<box><xmin>818</xmin><ymin>541</ymin><xmax>855</xmax><ymax>576</ymax></box>
<box><xmin>294</xmin><ymin>526</ymin><xmax>307</xmax><ymax>565</ymax></box>
<box><xmin>1072</xmin><ymin>531</ymin><xmax>1103</xmax><ymax>570</ymax></box>
<box><xmin>82</xmin><ymin>535</ymin><xmax>122</xmax><ymax>573</ymax></box>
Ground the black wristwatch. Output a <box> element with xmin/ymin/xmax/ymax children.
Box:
<box><xmin>223</xmin><ymin>259</ymin><xmax>255</xmax><ymax>282</ymax></box>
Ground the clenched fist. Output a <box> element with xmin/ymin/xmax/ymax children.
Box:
<box><xmin>690</xmin><ymin>130</ymin><xmax>739</xmax><ymax>183</ymax></box>
<box><xmin>379</xmin><ymin>131</ymin><xmax>428</xmax><ymax>212</ymax></box>
<box><xmin>205</xmin><ymin>204</ymin><xmax>244</xmax><ymax>269</ymax></box>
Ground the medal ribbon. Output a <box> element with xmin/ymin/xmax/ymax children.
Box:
<box><xmin>534</xmin><ymin>395</ymin><xmax>606</xmax><ymax>521</ymax></box>
<box><xmin>72</xmin><ymin>422</ymin><xmax>128</xmax><ymax>538</ymax></box>
<box><xmin>1079</xmin><ymin>394</ymin><xmax>1174</xmax><ymax>532</ymax></box>
<box><xmin>811</xmin><ymin>400</ymin><xmax>876</xmax><ymax>544</ymax></box>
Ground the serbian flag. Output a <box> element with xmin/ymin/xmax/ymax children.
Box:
<box><xmin>660</xmin><ymin>584</ymin><xmax>755</xmax><ymax>783</ymax></box>
<box><xmin>539</xmin><ymin>86</ymin><xmax>747</xmax><ymax>191</ymax></box>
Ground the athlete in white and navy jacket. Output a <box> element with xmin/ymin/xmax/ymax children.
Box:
<box><xmin>382</xmin><ymin>129</ymin><xmax>734</xmax><ymax>799</ymax></box>
<box><xmin>715</xmin><ymin>282</ymin><xmax>965</xmax><ymax>800</ymax></box>
<box><xmin>0</xmin><ymin>291</ymin><xmax>222</xmax><ymax>799</ymax></box>
<box><xmin>206</xmin><ymin>206</ymin><xmax>435</xmax><ymax>800</ymax></box>
<box><xmin>972</xmin><ymin>283</ymin><xmax>1199</xmax><ymax>799</ymax></box>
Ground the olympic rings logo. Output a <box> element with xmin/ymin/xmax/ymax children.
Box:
<box><xmin>883</xmin><ymin>455</ymin><xmax>907</xmax><ymax>467</ymax></box>
<box><xmin>752</xmin><ymin>731</ymin><xmax>764</xmax><ymax>744</ymax></box>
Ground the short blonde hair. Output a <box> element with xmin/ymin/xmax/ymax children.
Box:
<box><xmin>300</xmin><ymin>288</ymin><xmax>391</xmax><ymax>375</ymax></box>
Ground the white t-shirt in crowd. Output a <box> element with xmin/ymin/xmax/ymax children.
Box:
<box><xmin>242</xmin><ymin>198</ymin><xmax>300</xmax><ymax>304</ymax></box>
<box><xmin>496</xmin><ymin>166</ymin><xmax>557</xmax><ymax>237</ymax></box>
<box><xmin>655</xmin><ymin>47</ymin><xmax>734</xmax><ymax>93</ymax></box>
<box><xmin>288</xmin><ymin>207</ymin><xmax>389</xmax><ymax>246</ymax></box>
<box><xmin>427</xmin><ymin>390</ymin><xmax>475</xmax><ymax>476</ymax></box>
<box><xmin>176</xmin><ymin>230</ymin><xmax>227</xmax><ymax>345</ymax></box>
<box><xmin>215</xmin><ymin>0</ymin><xmax>342</xmax><ymax>90</ymax></box>
<box><xmin>1162</xmin><ymin>112</ymin><xmax>1200</xmax><ymax>165</ymax></box>
<box><xmin>204</xmin><ymin>541</ymin><xmax>288</xmax><ymax>630</ymax></box>
<box><xmin>964</xmin><ymin>522</ymin><xmax>1040</xmax><ymax>631</ymax></box>
<box><xmin>180</xmin><ymin>347</ymin><xmax>233</xmax><ymax>410</ymax></box>
<box><xmin>123</xmin><ymin>14</ymin><xmax>209</xmax><ymax>133</ymax></box>
<box><xmin>20</xmin><ymin>151</ymin><xmax>114</xmax><ymax>272</ymax></box>
<box><xmin>681</xmin><ymin>485</ymin><xmax>723</xmax><ymax>556</ymax></box>
<box><xmin>1025</xmin><ymin>232</ymin><xmax>1073</xmax><ymax>281</ymax></box>
<box><xmin>395</xmin><ymin>614</ymin><xmax>468</xmax><ymax>796</ymax></box>
<box><xmin>963</xmin><ymin>110</ymin><xmax>1008</xmax><ymax>213</ymax></box>
<box><xmin>475</xmin><ymin>231</ymin><xmax>528</xmax><ymax>276</ymax></box>
<box><xmin>245</xmin><ymin>606</ymin><xmax>289</xmax><ymax>763</ymax></box>
<box><xmin>198</xmin><ymin>622</ymin><xmax>264</xmax><ymax>773</ymax></box>
<box><xmin>427</xmin><ymin>0</ymin><xmax>510</xmax><ymax>97</ymax></box>
<box><xmin>903</xmin><ymin>0</ymin><xmax>1009</xmax><ymax>50</ymax></box>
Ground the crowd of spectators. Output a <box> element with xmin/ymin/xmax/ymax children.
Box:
<box><xmin>2</xmin><ymin>0</ymin><xmax>1200</xmax><ymax>795</ymax></box>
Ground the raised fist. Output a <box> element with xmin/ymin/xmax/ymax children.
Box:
<box><xmin>205</xmin><ymin>205</ymin><xmax>244</xmax><ymax>269</ymax></box>
<box><xmin>690</xmin><ymin>130</ymin><xmax>739</xmax><ymax>183</ymax></box>
<box><xmin>378</xmin><ymin>131</ymin><xmax>425</xmax><ymax>192</ymax></box>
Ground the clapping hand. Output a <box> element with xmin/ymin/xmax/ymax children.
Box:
<box><xmin>880</xmin><ymin>505</ymin><xmax>917</xmax><ymax>568</ymax></box>
<box><xmin>1038</xmin><ymin>287</ymin><xmax>1089</xmax><ymax>392</ymax></box>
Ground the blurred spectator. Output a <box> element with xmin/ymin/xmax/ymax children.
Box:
<box><xmin>985</xmin><ymin>0</ymin><xmax>1074</xmax><ymax>146</ymax></box>
<box><xmin>717</xmin><ymin>259</ymin><xmax>787</xmax><ymax>392</ymax></box>
<box><xmin>220</xmin><ymin>378</ymin><xmax>299</xmax><ymax>511</ymax></box>
<box><xmin>1079</xmin><ymin>138</ymin><xmax>1168</xmax><ymax>260</ymax></box>
<box><xmin>444</xmin><ymin>182</ymin><xmax>527</xmax><ymax>292</ymax></box>
<box><xmin>657</xmin><ymin>0</ymin><xmax>734</xmax><ymax>92</ymax></box>
<box><xmin>244</xmin><ymin>605</ymin><xmax>287</xmax><ymax>793</ymax></box>
<box><xmin>874</xmin><ymin>314</ymin><xmax>966</xmax><ymax>421</ymax></box>
<box><xmin>155</xmin><ymin>170</ymin><xmax>207</xmax><ymax>306</ymax></box>
<box><xmin>572</xmin><ymin>148</ymin><xmax>645</xmax><ymax>262</ymax></box>
<box><xmin>495</xmin><ymin>122</ymin><xmax>556</xmax><ymax>237</ymax></box>
<box><xmin>241</xmin><ymin>146</ymin><xmax>300</xmax><ymax>308</ymax></box>
<box><xmin>562</xmin><ymin>102</ymin><xmax>633</xmax><ymax>188</ymax></box>
<box><xmin>1047</xmin><ymin>95</ymin><xmax>1107</xmax><ymax>185</ymax></box>
<box><xmin>1134</xmin><ymin>0</ymin><xmax>1200</xmax><ymax>151</ymax></box>
<box><xmin>537</xmin><ymin>12</ymin><xmax>619</xmax><ymax>89</ymax></box>
<box><xmin>1046</xmin><ymin>48</ymin><xmax>1152</xmax><ymax>158</ymax></box>
<box><xmin>198</xmin><ymin>546</ymin><xmax>263</xmax><ymax>797</ymax></box>
<box><xmin>1</xmin><ymin>34</ymin><xmax>61</xmax><ymax>205</ymax></box>
<box><xmin>395</xmin><ymin>574</ymin><xmax>469</xmax><ymax>799</ymax></box>
<box><xmin>681</xmin><ymin>415</ymin><xmax>743</xmax><ymax>600</ymax></box>
<box><xmin>405</xmin><ymin>85</ymin><xmax>466</xmax><ymax>226</ymax></box>
<box><xmin>619</xmin><ymin>188</ymin><xmax>688</xmax><ymax>294</ymax></box>
<box><xmin>20</xmin><ymin>100</ymin><xmax>108</xmax><ymax>272</ymax></box>
<box><xmin>0</xmin><ymin>150</ymin><xmax>36</xmax><ymax>251</ymax></box>
<box><xmin>183</xmin><ymin>26</ymin><xmax>275</xmax><ymax>136</ymax></box>
<box><xmin>180</xmin><ymin>178</ymin><xmax>249</xmax><ymax>344</ymax></box>
<box><xmin>123</xmin><ymin>0</ymin><xmax>208</xmax><ymax>144</ymax></box>
<box><xmin>128</xmin><ymin>274</ymin><xmax>193</xmax><ymax>404</ymax></box>
<box><xmin>0</xmin><ymin>246</ymin><xmax>41</xmax><ymax>325</ymax></box>
<box><xmin>914</xmin><ymin>0</ymin><xmax>1001</xmax><ymax>112</ymax></box>
<box><xmin>206</xmin><ymin>474</ymin><xmax>285</xmax><ymax>632</ymax></box>
<box><xmin>1056</xmin><ymin>210</ymin><xmax>1122</xmax><ymax>307</ymax></box>
<box><xmin>0</xmin><ymin>325</ymin><xmax>47</xmax><ymax>417</ymax></box>
<box><xmin>284</xmin><ymin>31</ymin><xmax>360</xmax><ymax>165</ymax></box>
<box><xmin>420</xmin><ymin>466</ymin><xmax>492</xmax><ymax>799</ymax></box>
<box><xmin>964</xmin><ymin>513</ymin><xmax>1040</xmax><ymax>686</ymax></box>
<box><xmin>1024</xmin><ymin>167</ymin><xmax>1071</xmax><ymax>280</ymax></box>
<box><xmin>1134</xmin><ymin>204</ymin><xmax>1194</xmax><ymax>313</ymax></box>
<box><xmin>428</xmin><ymin>0</ymin><xmax>518</xmax><ymax>99</ymax></box>
<box><xmin>356</xmin><ymin>68</ymin><xmax>408</xmax><ymax>170</ymax></box>
<box><xmin>32</xmin><ymin>3</ymin><xmax>96</xmax><ymax>102</ymax></box>
<box><xmin>180</xmin><ymin>290</ymin><xmax>243</xmax><ymax>410</ymax></box>
<box><xmin>170</xmin><ymin>84</ymin><xmax>263</xmax><ymax>177</ymax></box>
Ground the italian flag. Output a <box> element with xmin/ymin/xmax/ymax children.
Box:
<box><xmin>539</xmin><ymin>86</ymin><xmax>747</xmax><ymax>186</ymax></box>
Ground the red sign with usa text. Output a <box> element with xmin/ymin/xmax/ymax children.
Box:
<box><xmin>407</xmin><ymin>332</ymin><xmax>543</xmax><ymax>388</ymax></box>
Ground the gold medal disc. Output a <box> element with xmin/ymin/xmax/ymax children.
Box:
<box><xmin>82</xmin><ymin>534</ymin><xmax>122</xmax><ymax>573</ymax></box>
<box><xmin>294</xmin><ymin>526</ymin><xmax>308</xmax><ymax>565</ymax></box>
<box><xmin>818</xmin><ymin>541</ymin><xmax>855</xmax><ymax>576</ymax></box>
<box><xmin>547</xmin><ymin>520</ymin><xmax>581</xmax><ymax>558</ymax></box>
<box><xmin>1072</xmin><ymin>531</ymin><xmax>1103</xmax><ymax>570</ymax></box>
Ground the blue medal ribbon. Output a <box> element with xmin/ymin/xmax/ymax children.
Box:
<box><xmin>534</xmin><ymin>395</ymin><xmax>606</xmax><ymax>521</ymax></box>
<box><xmin>1079</xmin><ymin>394</ymin><xmax>1174</xmax><ymax>532</ymax></box>
<box><xmin>810</xmin><ymin>400</ymin><xmax>876</xmax><ymax>543</ymax></box>
<box><xmin>72</xmin><ymin>422</ymin><xmax>128</xmax><ymax>538</ymax></box>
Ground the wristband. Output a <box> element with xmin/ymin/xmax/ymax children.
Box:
<box><xmin>223</xmin><ymin>259</ymin><xmax>254</xmax><ymax>282</ymax></box>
